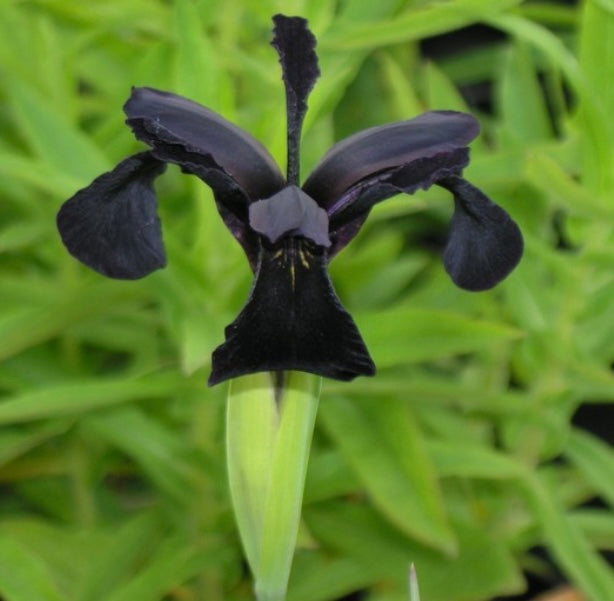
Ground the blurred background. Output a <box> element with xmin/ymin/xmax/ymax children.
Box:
<box><xmin>0</xmin><ymin>1</ymin><xmax>613</xmax><ymax>600</ymax></box>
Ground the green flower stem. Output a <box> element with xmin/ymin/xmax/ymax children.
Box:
<box><xmin>226</xmin><ymin>371</ymin><xmax>321</xmax><ymax>601</ymax></box>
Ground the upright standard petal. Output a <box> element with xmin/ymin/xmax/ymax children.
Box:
<box><xmin>438</xmin><ymin>176</ymin><xmax>523</xmax><ymax>291</ymax></box>
<box><xmin>271</xmin><ymin>14</ymin><xmax>320</xmax><ymax>185</ymax></box>
<box><xmin>57</xmin><ymin>152</ymin><xmax>166</xmax><ymax>279</ymax></box>
<box><xmin>209</xmin><ymin>238</ymin><xmax>375</xmax><ymax>385</ymax></box>
<box><xmin>124</xmin><ymin>87</ymin><xmax>286</xmax><ymax>202</ymax></box>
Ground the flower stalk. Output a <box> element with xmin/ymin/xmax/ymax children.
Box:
<box><xmin>226</xmin><ymin>371</ymin><xmax>320</xmax><ymax>601</ymax></box>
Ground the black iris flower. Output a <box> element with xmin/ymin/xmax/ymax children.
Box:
<box><xmin>57</xmin><ymin>15</ymin><xmax>523</xmax><ymax>386</ymax></box>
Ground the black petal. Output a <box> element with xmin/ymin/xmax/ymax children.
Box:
<box><xmin>303</xmin><ymin>111</ymin><xmax>479</xmax><ymax>213</ymax></box>
<box><xmin>57</xmin><ymin>152</ymin><xmax>166</xmax><ymax>279</ymax></box>
<box><xmin>326</xmin><ymin>147</ymin><xmax>470</xmax><ymax>258</ymax></box>
<box><xmin>209</xmin><ymin>239</ymin><xmax>375</xmax><ymax>385</ymax></box>
<box><xmin>271</xmin><ymin>14</ymin><xmax>320</xmax><ymax>185</ymax></box>
<box><xmin>438</xmin><ymin>176</ymin><xmax>523</xmax><ymax>291</ymax></box>
<box><xmin>124</xmin><ymin>87</ymin><xmax>285</xmax><ymax>201</ymax></box>
<box><xmin>147</xmin><ymin>139</ymin><xmax>261</xmax><ymax>269</ymax></box>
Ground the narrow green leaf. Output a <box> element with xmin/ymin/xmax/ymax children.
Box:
<box><xmin>409</xmin><ymin>564</ymin><xmax>421</xmax><ymax>601</ymax></box>
<box><xmin>83</xmin><ymin>407</ymin><xmax>202</xmax><ymax>504</ymax></box>
<box><xmin>321</xmin><ymin>0</ymin><xmax>524</xmax><ymax>50</ymax></box>
<box><xmin>566</xmin><ymin>428</ymin><xmax>614</xmax><ymax>507</ymax></box>
<box><xmin>173</xmin><ymin>0</ymin><xmax>234</xmax><ymax>115</ymax></box>
<box><xmin>0</xmin><ymin>221</ymin><xmax>51</xmax><ymax>253</ymax></box>
<box><xmin>0</xmin><ymin>421</ymin><xmax>70</xmax><ymax>468</ymax></box>
<box><xmin>377</xmin><ymin>52</ymin><xmax>423</xmax><ymax>119</ymax></box>
<box><xmin>579</xmin><ymin>0</ymin><xmax>614</xmax><ymax>194</ymax></box>
<box><xmin>76</xmin><ymin>513</ymin><xmax>164</xmax><ymax>601</ymax></box>
<box><xmin>0</xmin><ymin>371</ymin><xmax>185</xmax><ymax>425</ymax></box>
<box><xmin>305</xmin><ymin>503</ymin><xmax>522</xmax><ymax>601</ymax></box>
<box><xmin>287</xmin><ymin>552</ymin><xmax>378</xmax><ymax>601</ymax></box>
<box><xmin>428</xmin><ymin>440</ymin><xmax>526</xmax><ymax>480</ymax></box>
<box><xmin>9</xmin><ymin>81</ymin><xmax>109</xmax><ymax>181</ymax></box>
<box><xmin>320</xmin><ymin>396</ymin><xmax>455</xmax><ymax>553</ymax></box>
<box><xmin>105</xmin><ymin>536</ymin><xmax>225</xmax><ymax>601</ymax></box>
<box><xmin>497</xmin><ymin>41</ymin><xmax>552</xmax><ymax>142</ymax></box>
<box><xmin>524</xmin><ymin>472</ymin><xmax>614</xmax><ymax>599</ymax></box>
<box><xmin>427</xmin><ymin>440</ymin><xmax>614</xmax><ymax>597</ymax></box>
<box><xmin>0</xmin><ymin>281</ymin><xmax>147</xmax><ymax>364</ymax></box>
<box><xmin>304</xmin><ymin>449</ymin><xmax>359</xmax><ymax>503</ymax></box>
<box><xmin>423</xmin><ymin>61</ymin><xmax>469</xmax><ymax>113</ymax></box>
<box><xmin>486</xmin><ymin>13</ymin><xmax>612</xmax><ymax>196</ymax></box>
<box><xmin>571</xmin><ymin>509</ymin><xmax>614</xmax><ymax>550</ymax></box>
<box><xmin>0</xmin><ymin>152</ymin><xmax>82</xmax><ymax>199</ymax></box>
<box><xmin>356</xmin><ymin>306</ymin><xmax>522</xmax><ymax>367</ymax></box>
<box><xmin>0</xmin><ymin>537</ymin><xmax>64</xmax><ymax>601</ymax></box>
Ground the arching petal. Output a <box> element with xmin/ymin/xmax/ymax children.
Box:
<box><xmin>438</xmin><ymin>176</ymin><xmax>523</xmax><ymax>291</ymax></box>
<box><xmin>124</xmin><ymin>87</ymin><xmax>286</xmax><ymax>206</ymax></box>
<box><xmin>326</xmin><ymin>147</ymin><xmax>470</xmax><ymax>257</ymax></box>
<box><xmin>303</xmin><ymin>110</ymin><xmax>480</xmax><ymax>213</ymax></box>
<box><xmin>57</xmin><ymin>152</ymin><xmax>167</xmax><ymax>279</ymax></box>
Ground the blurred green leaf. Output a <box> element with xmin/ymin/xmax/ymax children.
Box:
<box><xmin>566</xmin><ymin>429</ymin><xmax>614</xmax><ymax>507</ymax></box>
<box><xmin>0</xmin><ymin>372</ymin><xmax>185</xmax><ymax>425</ymax></box>
<box><xmin>82</xmin><ymin>407</ymin><xmax>202</xmax><ymax>504</ymax></box>
<box><xmin>497</xmin><ymin>41</ymin><xmax>552</xmax><ymax>143</ymax></box>
<box><xmin>321</xmin><ymin>0</ymin><xmax>525</xmax><ymax>50</ymax></box>
<box><xmin>320</xmin><ymin>396</ymin><xmax>455</xmax><ymax>553</ymax></box>
<box><xmin>305</xmin><ymin>502</ymin><xmax>522</xmax><ymax>601</ymax></box>
<box><xmin>8</xmin><ymin>81</ymin><xmax>110</xmax><ymax>181</ymax></box>
<box><xmin>357</xmin><ymin>306</ymin><xmax>522</xmax><ymax>367</ymax></box>
<box><xmin>0</xmin><ymin>536</ymin><xmax>64</xmax><ymax>601</ymax></box>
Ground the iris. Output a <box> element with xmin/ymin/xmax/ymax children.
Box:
<box><xmin>57</xmin><ymin>15</ymin><xmax>523</xmax><ymax>386</ymax></box>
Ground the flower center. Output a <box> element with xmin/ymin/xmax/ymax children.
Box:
<box><xmin>248</xmin><ymin>185</ymin><xmax>330</xmax><ymax>247</ymax></box>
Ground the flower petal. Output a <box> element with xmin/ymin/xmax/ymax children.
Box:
<box><xmin>326</xmin><ymin>147</ymin><xmax>470</xmax><ymax>258</ymax></box>
<box><xmin>303</xmin><ymin>111</ymin><xmax>479</xmax><ymax>212</ymax></box>
<box><xmin>438</xmin><ymin>176</ymin><xmax>523</xmax><ymax>291</ymax></box>
<box><xmin>209</xmin><ymin>239</ymin><xmax>375</xmax><ymax>385</ymax></box>
<box><xmin>124</xmin><ymin>87</ymin><xmax>285</xmax><ymax>201</ymax></box>
<box><xmin>57</xmin><ymin>152</ymin><xmax>166</xmax><ymax>279</ymax></box>
<box><xmin>271</xmin><ymin>14</ymin><xmax>320</xmax><ymax>184</ymax></box>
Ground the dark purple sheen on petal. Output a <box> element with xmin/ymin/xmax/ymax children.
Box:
<box><xmin>271</xmin><ymin>14</ymin><xmax>320</xmax><ymax>185</ymax></box>
<box><xmin>249</xmin><ymin>186</ymin><xmax>330</xmax><ymax>247</ymax></box>
<box><xmin>438</xmin><ymin>176</ymin><xmax>523</xmax><ymax>291</ymax></box>
<box><xmin>215</xmin><ymin>201</ymin><xmax>260</xmax><ymax>272</ymax></box>
<box><xmin>329</xmin><ymin>147</ymin><xmax>470</xmax><ymax>228</ymax></box>
<box><xmin>325</xmin><ymin>147</ymin><xmax>470</xmax><ymax>258</ymax></box>
<box><xmin>57</xmin><ymin>152</ymin><xmax>166</xmax><ymax>279</ymax></box>
<box><xmin>303</xmin><ymin>111</ymin><xmax>480</xmax><ymax>210</ymax></box>
<box><xmin>144</xmin><ymin>137</ymin><xmax>261</xmax><ymax>264</ymax></box>
<box><xmin>209</xmin><ymin>239</ymin><xmax>375</xmax><ymax>385</ymax></box>
<box><xmin>124</xmin><ymin>87</ymin><xmax>285</xmax><ymax>200</ymax></box>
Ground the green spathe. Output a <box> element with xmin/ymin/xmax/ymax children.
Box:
<box><xmin>226</xmin><ymin>372</ymin><xmax>320</xmax><ymax>601</ymax></box>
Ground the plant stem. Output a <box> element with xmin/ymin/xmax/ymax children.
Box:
<box><xmin>226</xmin><ymin>371</ymin><xmax>321</xmax><ymax>601</ymax></box>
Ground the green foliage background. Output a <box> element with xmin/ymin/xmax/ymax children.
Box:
<box><xmin>0</xmin><ymin>0</ymin><xmax>613</xmax><ymax>600</ymax></box>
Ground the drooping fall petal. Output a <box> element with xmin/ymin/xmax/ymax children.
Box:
<box><xmin>438</xmin><ymin>175</ymin><xmax>523</xmax><ymax>291</ymax></box>
<box><xmin>57</xmin><ymin>152</ymin><xmax>167</xmax><ymax>279</ymax></box>
<box><xmin>209</xmin><ymin>239</ymin><xmax>375</xmax><ymax>385</ymax></box>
